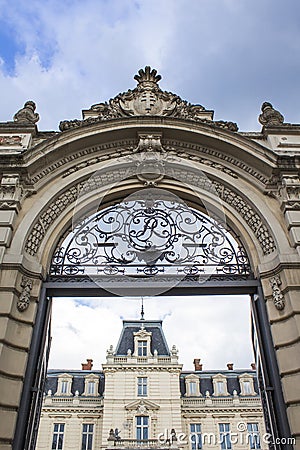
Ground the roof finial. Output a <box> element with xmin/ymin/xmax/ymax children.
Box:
<box><xmin>141</xmin><ymin>297</ymin><xmax>145</xmax><ymax>321</ymax></box>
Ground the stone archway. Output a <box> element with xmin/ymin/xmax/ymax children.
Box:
<box><xmin>0</xmin><ymin>67</ymin><xmax>299</xmax><ymax>450</ymax></box>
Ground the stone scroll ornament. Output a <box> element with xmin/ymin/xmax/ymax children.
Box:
<box><xmin>269</xmin><ymin>275</ymin><xmax>285</xmax><ymax>310</ymax></box>
<box><xmin>17</xmin><ymin>276</ymin><xmax>33</xmax><ymax>312</ymax></box>
<box><xmin>59</xmin><ymin>66</ymin><xmax>238</xmax><ymax>132</ymax></box>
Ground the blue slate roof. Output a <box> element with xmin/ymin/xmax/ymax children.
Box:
<box><xmin>115</xmin><ymin>320</ymin><xmax>170</xmax><ymax>356</ymax></box>
<box><xmin>180</xmin><ymin>370</ymin><xmax>259</xmax><ymax>396</ymax></box>
<box><xmin>45</xmin><ymin>370</ymin><xmax>105</xmax><ymax>396</ymax></box>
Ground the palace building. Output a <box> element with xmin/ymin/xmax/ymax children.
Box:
<box><xmin>36</xmin><ymin>316</ymin><xmax>266</xmax><ymax>450</ymax></box>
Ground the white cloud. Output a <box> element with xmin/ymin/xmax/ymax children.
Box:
<box><xmin>49</xmin><ymin>295</ymin><xmax>254</xmax><ymax>371</ymax></box>
<box><xmin>0</xmin><ymin>0</ymin><xmax>299</xmax><ymax>131</ymax></box>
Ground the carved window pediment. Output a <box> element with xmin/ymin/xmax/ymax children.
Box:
<box><xmin>125</xmin><ymin>399</ymin><xmax>160</xmax><ymax>411</ymax></box>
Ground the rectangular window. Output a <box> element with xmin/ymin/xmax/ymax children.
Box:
<box><xmin>138</xmin><ymin>341</ymin><xmax>147</xmax><ymax>356</ymax></box>
<box><xmin>189</xmin><ymin>381</ymin><xmax>197</xmax><ymax>395</ymax></box>
<box><xmin>61</xmin><ymin>381</ymin><xmax>68</xmax><ymax>394</ymax></box>
<box><xmin>82</xmin><ymin>424</ymin><xmax>94</xmax><ymax>450</ymax></box>
<box><xmin>247</xmin><ymin>423</ymin><xmax>260</xmax><ymax>449</ymax></box>
<box><xmin>136</xmin><ymin>416</ymin><xmax>149</xmax><ymax>440</ymax></box>
<box><xmin>217</xmin><ymin>381</ymin><xmax>225</xmax><ymax>395</ymax></box>
<box><xmin>219</xmin><ymin>423</ymin><xmax>231</xmax><ymax>450</ymax></box>
<box><xmin>88</xmin><ymin>381</ymin><xmax>95</xmax><ymax>395</ymax></box>
<box><xmin>52</xmin><ymin>423</ymin><xmax>65</xmax><ymax>450</ymax></box>
<box><xmin>243</xmin><ymin>381</ymin><xmax>251</xmax><ymax>395</ymax></box>
<box><xmin>137</xmin><ymin>377</ymin><xmax>147</xmax><ymax>396</ymax></box>
<box><xmin>190</xmin><ymin>423</ymin><xmax>202</xmax><ymax>450</ymax></box>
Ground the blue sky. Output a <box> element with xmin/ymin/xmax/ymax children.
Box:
<box><xmin>0</xmin><ymin>0</ymin><xmax>300</xmax><ymax>130</ymax></box>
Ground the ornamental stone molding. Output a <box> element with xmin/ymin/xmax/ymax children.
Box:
<box><xmin>59</xmin><ymin>66</ymin><xmax>238</xmax><ymax>132</ymax></box>
<box><xmin>17</xmin><ymin>275</ymin><xmax>33</xmax><ymax>312</ymax></box>
<box><xmin>269</xmin><ymin>275</ymin><xmax>285</xmax><ymax>310</ymax></box>
<box><xmin>24</xmin><ymin>165</ymin><xmax>276</xmax><ymax>258</ymax></box>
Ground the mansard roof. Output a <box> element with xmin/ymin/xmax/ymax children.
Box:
<box><xmin>180</xmin><ymin>369</ymin><xmax>259</xmax><ymax>397</ymax></box>
<box><xmin>115</xmin><ymin>320</ymin><xmax>170</xmax><ymax>356</ymax></box>
<box><xmin>45</xmin><ymin>369</ymin><xmax>105</xmax><ymax>396</ymax></box>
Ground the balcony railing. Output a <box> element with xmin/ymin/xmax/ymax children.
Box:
<box><xmin>108</xmin><ymin>439</ymin><xmax>177</xmax><ymax>449</ymax></box>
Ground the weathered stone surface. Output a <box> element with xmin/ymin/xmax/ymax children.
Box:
<box><xmin>59</xmin><ymin>66</ymin><xmax>238</xmax><ymax>132</ymax></box>
<box><xmin>13</xmin><ymin>101</ymin><xmax>39</xmax><ymax>125</ymax></box>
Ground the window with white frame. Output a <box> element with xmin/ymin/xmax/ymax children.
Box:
<box><xmin>137</xmin><ymin>377</ymin><xmax>147</xmax><ymax>396</ymax></box>
<box><xmin>190</xmin><ymin>423</ymin><xmax>202</xmax><ymax>450</ymax></box>
<box><xmin>138</xmin><ymin>341</ymin><xmax>147</xmax><ymax>356</ymax></box>
<box><xmin>239</xmin><ymin>374</ymin><xmax>256</xmax><ymax>396</ymax></box>
<box><xmin>216</xmin><ymin>381</ymin><xmax>225</xmax><ymax>395</ymax></box>
<box><xmin>243</xmin><ymin>381</ymin><xmax>251</xmax><ymax>395</ymax></box>
<box><xmin>189</xmin><ymin>381</ymin><xmax>197</xmax><ymax>395</ymax></box>
<box><xmin>136</xmin><ymin>416</ymin><xmax>149</xmax><ymax>440</ymax></box>
<box><xmin>61</xmin><ymin>381</ymin><xmax>68</xmax><ymax>394</ymax></box>
<box><xmin>56</xmin><ymin>374</ymin><xmax>73</xmax><ymax>396</ymax></box>
<box><xmin>82</xmin><ymin>424</ymin><xmax>94</xmax><ymax>450</ymax></box>
<box><xmin>185</xmin><ymin>375</ymin><xmax>200</xmax><ymax>396</ymax></box>
<box><xmin>83</xmin><ymin>374</ymin><xmax>99</xmax><ymax>396</ymax></box>
<box><xmin>87</xmin><ymin>381</ymin><xmax>95</xmax><ymax>395</ymax></box>
<box><xmin>247</xmin><ymin>423</ymin><xmax>261</xmax><ymax>449</ymax></box>
<box><xmin>52</xmin><ymin>423</ymin><xmax>65</xmax><ymax>450</ymax></box>
<box><xmin>219</xmin><ymin>423</ymin><xmax>231</xmax><ymax>450</ymax></box>
<box><xmin>212</xmin><ymin>374</ymin><xmax>228</xmax><ymax>396</ymax></box>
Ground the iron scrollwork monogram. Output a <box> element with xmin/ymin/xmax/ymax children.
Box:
<box><xmin>50</xmin><ymin>199</ymin><xmax>251</xmax><ymax>278</ymax></box>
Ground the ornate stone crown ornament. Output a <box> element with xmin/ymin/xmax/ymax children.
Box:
<box><xmin>59</xmin><ymin>66</ymin><xmax>238</xmax><ymax>131</ymax></box>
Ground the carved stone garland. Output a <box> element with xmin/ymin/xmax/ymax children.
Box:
<box><xmin>17</xmin><ymin>276</ymin><xmax>33</xmax><ymax>312</ymax></box>
<box><xmin>269</xmin><ymin>275</ymin><xmax>285</xmax><ymax>310</ymax></box>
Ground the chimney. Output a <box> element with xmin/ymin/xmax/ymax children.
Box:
<box><xmin>81</xmin><ymin>359</ymin><xmax>93</xmax><ymax>370</ymax></box>
<box><xmin>251</xmin><ymin>363</ymin><xmax>256</xmax><ymax>370</ymax></box>
<box><xmin>227</xmin><ymin>363</ymin><xmax>234</xmax><ymax>370</ymax></box>
<box><xmin>193</xmin><ymin>358</ymin><xmax>203</xmax><ymax>371</ymax></box>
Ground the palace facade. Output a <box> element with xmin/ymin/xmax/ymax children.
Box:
<box><xmin>36</xmin><ymin>317</ymin><xmax>266</xmax><ymax>450</ymax></box>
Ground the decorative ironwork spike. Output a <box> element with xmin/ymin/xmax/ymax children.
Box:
<box><xmin>141</xmin><ymin>297</ymin><xmax>145</xmax><ymax>321</ymax></box>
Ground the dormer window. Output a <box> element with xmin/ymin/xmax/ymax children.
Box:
<box><xmin>56</xmin><ymin>373</ymin><xmax>73</xmax><ymax>396</ymax></box>
<box><xmin>185</xmin><ymin>374</ymin><xmax>201</xmax><ymax>396</ymax></box>
<box><xmin>212</xmin><ymin>374</ymin><xmax>229</xmax><ymax>396</ymax></box>
<box><xmin>239</xmin><ymin>374</ymin><xmax>256</xmax><ymax>396</ymax></box>
<box><xmin>138</xmin><ymin>341</ymin><xmax>147</xmax><ymax>357</ymax></box>
<box><xmin>133</xmin><ymin>327</ymin><xmax>152</xmax><ymax>357</ymax></box>
<box><xmin>84</xmin><ymin>374</ymin><xmax>99</xmax><ymax>396</ymax></box>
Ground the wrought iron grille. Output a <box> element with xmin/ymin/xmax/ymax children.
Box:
<box><xmin>50</xmin><ymin>199</ymin><xmax>251</xmax><ymax>278</ymax></box>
